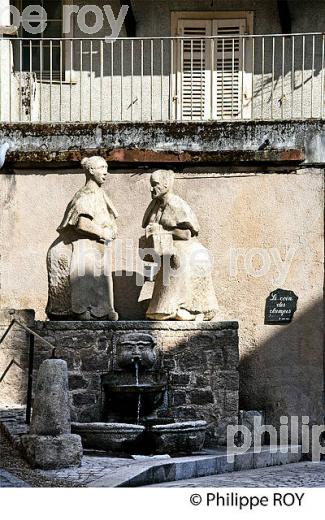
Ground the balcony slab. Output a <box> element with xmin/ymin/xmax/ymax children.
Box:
<box><xmin>0</xmin><ymin>120</ymin><xmax>324</xmax><ymax>167</ymax></box>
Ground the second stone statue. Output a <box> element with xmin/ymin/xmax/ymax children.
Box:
<box><xmin>140</xmin><ymin>170</ymin><xmax>219</xmax><ymax>321</ymax></box>
<box><xmin>46</xmin><ymin>156</ymin><xmax>119</xmax><ymax>321</ymax></box>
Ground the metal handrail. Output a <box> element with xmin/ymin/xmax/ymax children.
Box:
<box><xmin>3</xmin><ymin>32</ymin><xmax>325</xmax><ymax>40</ymax></box>
<box><xmin>0</xmin><ymin>318</ymin><xmax>55</xmax><ymax>424</ymax></box>
<box><xmin>0</xmin><ymin>318</ymin><xmax>55</xmax><ymax>350</ymax></box>
<box><xmin>1</xmin><ymin>32</ymin><xmax>325</xmax><ymax>123</ymax></box>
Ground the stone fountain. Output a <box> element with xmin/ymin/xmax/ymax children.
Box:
<box><xmin>32</xmin><ymin>161</ymin><xmax>239</xmax><ymax>459</ymax></box>
<box><xmin>101</xmin><ymin>333</ymin><xmax>167</xmax><ymax>425</ymax></box>
<box><xmin>72</xmin><ymin>331</ymin><xmax>208</xmax><ymax>455</ymax></box>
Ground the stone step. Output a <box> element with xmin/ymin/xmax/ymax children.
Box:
<box><xmin>88</xmin><ymin>445</ymin><xmax>303</xmax><ymax>487</ymax></box>
<box><xmin>0</xmin><ymin>407</ymin><xmax>29</xmax><ymax>449</ymax></box>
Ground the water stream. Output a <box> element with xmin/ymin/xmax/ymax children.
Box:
<box><xmin>134</xmin><ymin>360</ymin><xmax>141</xmax><ymax>424</ymax></box>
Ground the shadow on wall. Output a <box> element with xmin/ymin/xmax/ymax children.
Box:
<box><xmin>239</xmin><ymin>298</ymin><xmax>324</xmax><ymax>439</ymax></box>
<box><xmin>113</xmin><ymin>271</ymin><xmax>148</xmax><ymax>320</ymax></box>
<box><xmin>0</xmin><ymin>323</ymin><xmax>31</xmax><ymax>406</ymax></box>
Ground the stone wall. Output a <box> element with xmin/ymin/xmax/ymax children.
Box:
<box><xmin>33</xmin><ymin>320</ymin><xmax>239</xmax><ymax>446</ymax></box>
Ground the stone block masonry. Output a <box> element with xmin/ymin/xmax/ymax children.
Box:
<box><xmin>34</xmin><ymin>320</ymin><xmax>239</xmax><ymax>447</ymax></box>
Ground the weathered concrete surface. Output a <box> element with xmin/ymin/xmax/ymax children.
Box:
<box><xmin>0</xmin><ymin>121</ymin><xmax>324</xmax><ymax>165</ymax></box>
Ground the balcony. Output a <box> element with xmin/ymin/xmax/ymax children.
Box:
<box><xmin>0</xmin><ymin>32</ymin><xmax>324</xmax><ymax>124</ymax></box>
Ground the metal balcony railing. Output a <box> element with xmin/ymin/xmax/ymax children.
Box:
<box><xmin>0</xmin><ymin>33</ymin><xmax>324</xmax><ymax>123</ymax></box>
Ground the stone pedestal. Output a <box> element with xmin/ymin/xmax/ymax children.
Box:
<box><xmin>34</xmin><ymin>320</ymin><xmax>239</xmax><ymax>446</ymax></box>
<box><xmin>30</xmin><ymin>359</ymin><xmax>71</xmax><ymax>435</ymax></box>
<box><xmin>22</xmin><ymin>358</ymin><xmax>82</xmax><ymax>468</ymax></box>
<box><xmin>21</xmin><ymin>434</ymin><xmax>83</xmax><ymax>469</ymax></box>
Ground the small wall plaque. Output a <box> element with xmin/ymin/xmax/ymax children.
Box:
<box><xmin>265</xmin><ymin>289</ymin><xmax>298</xmax><ymax>324</ymax></box>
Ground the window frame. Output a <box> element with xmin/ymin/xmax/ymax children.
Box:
<box><xmin>14</xmin><ymin>0</ymin><xmax>75</xmax><ymax>83</ymax></box>
<box><xmin>171</xmin><ymin>11</ymin><xmax>254</xmax><ymax>121</ymax></box>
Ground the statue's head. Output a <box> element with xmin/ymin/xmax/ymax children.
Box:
<box><xmin>81</xmin><ymin>156</ymin><xmax>108</xmax><ymax>186</ymax></box>
<box><xmin>116</xmin><ymin>333</ymin><xmax>157</xmax><ymax>370</ymax></box>
<box><xmin>150</xmin><ymin>170</ymin><xmax>175</xmax><ymax>200</ymax></box>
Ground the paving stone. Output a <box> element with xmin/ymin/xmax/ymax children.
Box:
<box><xmin>145</xmin><ymin>461</ymin><xmax>325</xmax><ymax>487</ymax></box>
<box><xmin>0</xmin><ymin>469</ymin><xmax>29</xmax><ymax>488</ymax></box>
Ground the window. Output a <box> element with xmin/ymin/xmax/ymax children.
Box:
<box><xmin>172</xmin><ymin>11</ymin><xmax>253</xmax><ymax>120</ymax></box>
<box><xmin>16</xmin><ymin>0</ymin><xmax>63</xmax><ymax>79</ymax></box>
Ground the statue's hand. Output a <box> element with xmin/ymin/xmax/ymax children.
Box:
<box><xmin>146</xmin><ymin>223</ymin><xmax>162</xmax><ymax>237</ymax></box>
<box><xmin>101</xmin><ymin>227</ymin><xmax>115</xmax><ymax>242</ymax></box>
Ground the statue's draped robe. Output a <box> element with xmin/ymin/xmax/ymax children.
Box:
<box><xmin>46</xmin><ymin>185</ymin><xmax>118</xmax><ymax>319</ymax></box>
<box><xmin>142</xmin><ymin>193</ymin><xmax>219</xmax><ymax>320</ymax></box>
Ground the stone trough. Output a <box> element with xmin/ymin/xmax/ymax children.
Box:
<box><xmin>72</xmin><ymin>422</ymin><xmax>145</xmax><ymax>455</ymax></box>
<box><xmin>72</xmin><ymin>420</ymin><xmax>207</xmax><ymax>456</ymax></box>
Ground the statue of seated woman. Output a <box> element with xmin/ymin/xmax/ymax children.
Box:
<box><xmin>140</xmin><ymin>170</ymin><xmax>220</xmax><ymax>321</ymax></box>
<box><xmin>46</xmin><ymin>156</ymin><xmax>119</xmax><ymax>321</ymax></box>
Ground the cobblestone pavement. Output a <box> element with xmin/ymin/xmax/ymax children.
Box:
<box><xmin>0</xmin><ymin>428</ymin><xmax>143</xmax><ymax>487</ymax></box>
<box><xmin>0</xmin><ymin>407</ymin><xmax>140</xmax><ymax>487</ymax></box>
<box><xmin>0</xmin><ymin>469</ymin><xmax>28</xmax><ymax>487</ymax></box>
<box><xmin>145</xmin><ymin>461</ymin><xmax>325</xmax><ymax>487</ymax></box>
<box><xmin>36</xmin><ymin>453</ymin><xmax>144</xmax><ymax>486</ymax></box>
<box><xmin>2</xmin><ymin>407</ymin><xmax>325</xmax><ymax>489</ymax></box>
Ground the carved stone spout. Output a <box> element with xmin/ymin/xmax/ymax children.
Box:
<box><xmin>116</xmin><ymin>333</ymin><xmax>157</xmax><ymax>370</ymax></box>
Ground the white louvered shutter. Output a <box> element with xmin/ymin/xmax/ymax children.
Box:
<box><xmin>176</xmin><ymin>20</ymin><xmax>211</xmax><ymax>120</ymax></box>
<box><xmin>212</xmin><ymin>19</ymin><xmax>247</xmax><ymax>119</ymax></box>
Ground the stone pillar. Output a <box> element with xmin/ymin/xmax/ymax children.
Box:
<box><xmin>30</xmin><ymin>359</ymin><xmax>71</xmax><ymax>436</ymax></box>
<box><xmin>22</xmin><ymin>358</ymin><xmax>83</xmax><ymax>469</ymax></box>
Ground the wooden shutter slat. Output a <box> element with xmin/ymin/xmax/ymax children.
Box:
<box><xmin>212</xmin><ymin>18</ymin><xmax>246</xmax><ymax>119</ymax></box>
<box><xmin>177</xmin><ymin>19</ymin><xmax>211</xmax><ymax>120</ymax></box>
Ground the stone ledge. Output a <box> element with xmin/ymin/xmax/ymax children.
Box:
<box><xmin>35</xmin><ymin>320</ymin><xmax>239</xmax><ymax>332</ymax></box>
<box><xmin>5</xmin><ymin>148</ymin><xmax>304</xmax><ymax>166</ymax></box>
<box><xmin>1</xmin><ymin>120</ymin><xmax>325</xmax><ymax>166</ymax></box>
<box><xmin>88</xmin><ymin>445</ymin><xmax>303</xmax><ymax>487</ymax></box>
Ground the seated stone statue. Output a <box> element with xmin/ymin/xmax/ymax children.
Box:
<box><xmin>46</xmin><ymin>156</ymin><xmax>118</xmax><ymax>321</ymax></box>
<box><xmin>140</xmin><ymin>170</ymin><xmax>219</xmax><ymax>321</ymax></box>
